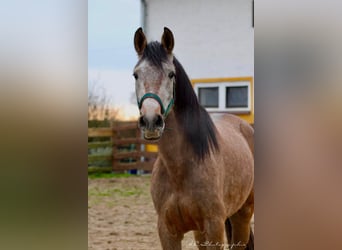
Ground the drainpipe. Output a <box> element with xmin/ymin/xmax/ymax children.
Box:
<box><xmin>141</xmin><ymin>0</ymin><xmax>147</xmax><ymax>32</ymax></box>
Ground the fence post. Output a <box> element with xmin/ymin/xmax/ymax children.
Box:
<box><xmin>107</xmin><ymin>121</ymin><xmax>158</xmax><ymax>173</ymax></box>
<box><xmin>136</xmin><ymin>125</ymin><xmax>143</xmax><ymax>174</ymax></box>
<box><xmin>111</xmin><ymin>123</ymin><xmax>119</xmax><ymax>172</ymax></box>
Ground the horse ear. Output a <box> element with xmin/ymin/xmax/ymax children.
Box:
<box><xmin>161</xmin><ymin>27</ymin><xmax>174</xmax><ymax>54</ymax></box>
<box><xmin>134</xmin><ymin>27</ymin><xmax>147</xmax><ymax>56</ymax></box>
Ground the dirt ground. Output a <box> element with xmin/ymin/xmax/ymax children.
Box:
<box><xmin>88</xmin><ymin>176</ymin><xmax>254</xmax><ymax>250</ymax></box>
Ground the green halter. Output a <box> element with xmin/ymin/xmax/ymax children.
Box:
<box><xmin>137</xmin><ymin>92</ymin><xmax>174</xmax><ymax>118</ymax></box>
<box><xmin>137</xmin><ymin>78</ymin><xmax>175</xmax><ymax>118</ymax></box>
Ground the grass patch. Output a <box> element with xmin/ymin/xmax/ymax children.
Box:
<box><xmin>88</xmin><ymin>186</ymin><xmax>147</xmax><ymax>208</ymax></box>
<box><xmin>88</xmin><ymin>187</ymin><xmax>144</xmax><ymax>198</ymax></box>
<box><xmin>88</xmin><ymin>172</ymin><xmax>134</xmax><ymax>179</ymax></box>
<box><xmin>113</xmin><ymin>188</ymin><xmax>144</xmax><ymax>197</ymax></box>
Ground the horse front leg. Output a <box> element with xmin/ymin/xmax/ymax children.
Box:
<box><xmin>158</xmin><ymin>218</ymin><xmax>183</xmax><ymax>250</ymax></box>
<box><xmin>202</xmin><ymin>218</ymin><xmax>226</xmax><ymax>250</ymax></box>
<box><xmin>193</xmin><ymin>230</ymin><xmax>207</xmax><ymax>250</ymax></box>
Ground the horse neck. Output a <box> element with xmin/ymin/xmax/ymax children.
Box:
<box><xmin>158</xmin><ymin>111</ymin><xmax>192</xmax><ymax>169</ymax></box>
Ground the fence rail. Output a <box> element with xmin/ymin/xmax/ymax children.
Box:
<box><xmin>88</xmin><ymin>121</ymin><xmax>158</xmax><ymax>172</ymax></box>
<box><xmin>88</xmin><ymin>127</ymin><xmax>113</xmax><ymax>137</ymax></box>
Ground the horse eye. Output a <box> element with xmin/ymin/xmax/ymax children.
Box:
<box><xmin>133</xmin><ymin>73</ymin><xmax>138</xmax><ymax>80</ymax></box>
<box><xmin>168</xmin><ymin>72</ymin><xmax>175</xmax><ymax>79</ymax></box>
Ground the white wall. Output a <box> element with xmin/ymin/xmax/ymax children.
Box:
<box><xmin>142</xmin><ymin>0</ymin><xmax>254</xmax><ymax>79</ymax></box>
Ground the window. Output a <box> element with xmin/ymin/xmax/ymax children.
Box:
<box><xmin>198</xmin><ymin>87</ymin><xmax>219</xmax><ymax>108</ymax></box>
<box><xmin>194</xmin><ymin>80</ymin><xmax>252</xmax><ymax>113</ymax></box>
<box><xmin>226</xmin><ymin>86</ymin><xmax>248</xmax><ymax>108</ymax></box>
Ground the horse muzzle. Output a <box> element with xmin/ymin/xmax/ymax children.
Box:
<box><xmin>137</xmin><ymin>93</ymin><xmax>172</xmax><ymax>140</ymax></box>
<box><xmin>138</xmin><ymin>113</ymin><xmax>165</xmax><ymax>140</ymax></box>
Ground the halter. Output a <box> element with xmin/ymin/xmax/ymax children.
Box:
<box><xmin>137</xmin><ymin>82</ymin><xmax>175</xmax><ymax>118</ymax></box>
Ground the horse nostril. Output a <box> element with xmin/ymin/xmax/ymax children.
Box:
<box><xmin>139</xmin><ymin>114</ymin><xmax>164</xmax><ymax>130</ymax></box>
<box><xmin>138</xmin><ymin>116</ymin><xmax>147</xmax><ymax>128</ymax></box>
<box><xmin>155</xmin><ymin>115</ymin><xmax>164</xmax><ymax>128</ymax></box>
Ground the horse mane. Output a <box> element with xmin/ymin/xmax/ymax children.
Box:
<box><xmin>173</xmin><ymin>57</ymin><xmax>219</xmax><ymax>161</ymax></box>
<box><xmin>141</xmin><ymin>41</ymin><xmax>219</xmax><ymax>161</ymax></box>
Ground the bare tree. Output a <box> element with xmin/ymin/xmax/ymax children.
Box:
<box><xmin>88</xmin><ymin>80</ymin><xmax>118</xmax><ymax>122</ymax></box>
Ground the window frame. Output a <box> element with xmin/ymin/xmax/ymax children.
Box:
<box><xmin>193</xmin><ymin>77</ymin><xmax>253</xmax><ymax>114</ymax></box>
<box><xmin>198</xmin><ymin>86</ymin><xmax>219</xmax><ymax>108</ymax></box>
<box><xmin>224</xmin><ymin>82</ymin><xmax>250</xmax><ymax>111</ymax></box>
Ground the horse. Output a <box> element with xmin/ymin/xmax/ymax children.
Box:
<box><xmin>133</xmin><ymin>27</ymin><xmax>254</xmax><ymax>250</ymax></box>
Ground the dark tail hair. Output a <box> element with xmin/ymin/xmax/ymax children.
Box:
<box><xmin>225</xmin><ymin>219</ymin><xmax>254</xmax><ymax>250</ymax></box>
<box><xmin>245</xmin><ymin>228</ymin><xmax>254</xmax><ymax>250</ymax></box>
<box><xmin>225</xmin><ymin>218</ymin><xmax>232</xmax><ymax>244</ymax></box>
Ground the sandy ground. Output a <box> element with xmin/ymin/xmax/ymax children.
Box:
<box><xmin>88</xmin><ymin>176</ymin><xmax>254</xmax><ymax>250</ymax></box>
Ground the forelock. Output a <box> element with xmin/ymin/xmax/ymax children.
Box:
<box><xmin>141</xmin><ymin>41</ymin><xmax>169</xmax><ymax>69</ymax></box>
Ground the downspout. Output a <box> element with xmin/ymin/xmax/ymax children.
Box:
<box><xmin>141</xmin><ymin>0</ymin><xmax>147</xmax><ymax>33</ymax></box>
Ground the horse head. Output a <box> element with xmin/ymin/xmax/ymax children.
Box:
<box><xmin>133</xmin><ymin>27</ymin><xmax>175</xmax><ymax>140</ymax></box>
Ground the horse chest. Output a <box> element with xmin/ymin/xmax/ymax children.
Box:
<box><xmin>163</xmin><ymin>193</ymin><xmax>203</xmax><ymax>233</ymax></box>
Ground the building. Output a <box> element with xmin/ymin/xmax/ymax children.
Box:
<box><xmin>140</xmin><ymin>0</ymin><xmax>254</xmax><ymax>124</ymax></box>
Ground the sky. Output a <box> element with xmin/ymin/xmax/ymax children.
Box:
<box><xmin>88</xmin><ymin>0</ymin><xmax>141</xmax><ymax>120</ymax></box>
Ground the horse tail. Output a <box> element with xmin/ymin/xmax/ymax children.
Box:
<box><xmin>239</xmin><ymin>121</ymin><xmax>254</xmax><ymax>250</ymax></box>
<box><xmin>224</xmin><ymin>218</ymin><xmax>232</xmax><ymax>244</ymax></box>
<box><xmin>225</xmin><ymin>219</ymin><xmax>254</xmax><ymax>250</ymax></box>
<box><xmin>245</xmin><ymin>227</ymin><xmax>254</xmax><ymax>250</ymax></box>
<box><xmin>239</xmin><ymin>121</ymin><xmax>254</xmax><ymax>157</ymax></box>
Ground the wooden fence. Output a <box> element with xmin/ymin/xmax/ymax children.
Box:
<box><xmin>88</xmin><ymin>121</ymin><xmax>158</xmax><ymax>173</ymax></box>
